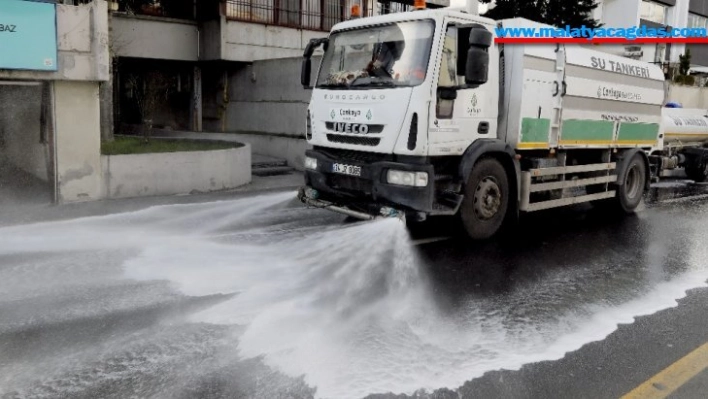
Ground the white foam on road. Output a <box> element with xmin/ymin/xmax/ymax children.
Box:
<box><xmin>114</xmin><ymin>194</ymin><xmax>708</xmax><ymax>398</ymax></box>
<box><xmin>2</xmin><ymin>191</ymin><xmax>708</xmax><ymax>399</ymax></box>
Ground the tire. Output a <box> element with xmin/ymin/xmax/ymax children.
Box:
<box><xmin>613</xmin><ymin>153</ymin><xmax>647</xmax><ymax>213</ymax></box>
<box><xmin>686</xmin><ymin>163</ymin><xmax>708</xmax><ymax>182</ymax></box>
<box><xmin>459</xmin><ymin>158</ymin><xmax>510</xmax><ymax>240</ymax></box>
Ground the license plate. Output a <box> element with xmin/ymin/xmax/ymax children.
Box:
<box><xmin>331</xmin><ymin>163</ymin><xmax>362</xmax><ymax>177</ymax></box>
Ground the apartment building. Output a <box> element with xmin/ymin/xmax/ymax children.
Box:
<box><xmin>593</xmin><ymin>0</ymin><xmax>708</xmax><ymax>73</ymax></box>
<box><xmin>105</xmin><ymin>0</ymin><xmax>448</xmax><ymax>135</ymax></box>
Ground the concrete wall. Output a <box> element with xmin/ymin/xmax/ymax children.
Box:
<box><xmin>54</xmin><ymin>81</ymin><xmax>103</xmax><ymax>203</ymax></box>
<box><xmin>227</xmin><ymin>56</ymin><xmax>320</xmax><ymax>137</ymax></box>
<box><xmin>101</xmin><ymin>145</ymin><xmax>251</xmax><ymax>199</ymax></box>
<box><xmin>150</xmin><ymin>129</ymin><xmax>310</xmax><ymax>170</ymax></box>
<box><xmin>222</xmin><ymin>21</ymin><xmax>327</xmax><ymax>62</ymax></box>
<box><xmin>111</xmin><ymin>14</ymin><xmax>199</xmax><ymax>61</ymax></box>
<box><xmin>0</xmin><ymin>85</ymin><xmax>48</xmax><ymax>181</ymax></box>
<box><xmin>666</xmin><ymin>84</ymin><xmax>708</xmax><ymax>108</ymax></box>
<box><xmin>200</xmin><ymin>19</ymin><xmax>224</xmax><ymax>61</ymax></box>
<box><xmin>229</xmin><ymin>133</ymin><xmax>310</xmax><ymax>170</ymax></box>
<box><xmin>196</xmin><ymin>17</ymin><xmax>327</xmax><ymax>62</ymax></box>
<box><xmin>0</xmin><ymin>1</ymin><xmax>109</xmax><ymax>82</ymax></box>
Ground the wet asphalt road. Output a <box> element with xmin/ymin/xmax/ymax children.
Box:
<box><xmin>1</xmin><ymin>179</ymin><xmax>708</xmax><ymax>399</ymax></box>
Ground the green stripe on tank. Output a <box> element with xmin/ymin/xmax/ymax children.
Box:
<box><xmin>520</xmin><ymin>118</ymin><xmax>551</xmax><ymax>143</ymax></box>
<box><xmin>617</xmin><ymin>122</ymin><xmax>660</xmax><ymax>141</ymax></box>
<box><xmin>561</xmin><ymin>120</ymin><xmax>615</xmax><ymax>141</ymax></box>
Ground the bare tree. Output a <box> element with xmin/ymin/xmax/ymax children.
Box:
<box><xmin>126</xmin><ymin>70</ymin><xmax>174</xmax><ymax>143</ymax></box>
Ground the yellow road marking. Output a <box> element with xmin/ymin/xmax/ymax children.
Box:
<box><xmin>620</xmin><ymin>342</ymin><xmax>708</xmax><ymax>399</ymax></box>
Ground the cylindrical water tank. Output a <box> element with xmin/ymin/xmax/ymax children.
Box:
<box><xmin>662</xmin><ymin>108</ymin><xmax>708</xmax><ymax>145</ymax></box>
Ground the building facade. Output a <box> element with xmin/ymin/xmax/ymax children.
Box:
<box><xmin>593</xmin><ymin>0</ymin><xmax>708</xmax><ymax>72</ymax></box>
<box><xmin>0</xmin><ymin>0</ymin><xmax>110</xmax><ymax>205</ymax></box>
<box><xmin>107</xmin><ymin>0</ymin><xmax>448</xmax><ymax>136</ymax></box>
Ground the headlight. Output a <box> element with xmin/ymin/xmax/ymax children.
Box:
<box><xmin>386</xmin><ymin>170</ymin><xmax>428</xmax><ymax>187</ymax></box>
<box><xmin>305</xmin><ymin>156</ymin><xmax>318</xmax><ymax>170</ymax></box>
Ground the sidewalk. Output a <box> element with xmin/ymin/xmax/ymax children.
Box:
<box><xmin>0</xmin><ymin>171</ymin><xmax>305</xmax><ymax>227</ymax></box>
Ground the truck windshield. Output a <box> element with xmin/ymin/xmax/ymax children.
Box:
<box><xmin>315</xmin><ymin>20</ymin><xmax>435</xmax><ymax>89</ymax></box>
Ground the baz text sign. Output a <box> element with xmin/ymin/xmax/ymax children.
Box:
<box><xmin>0</xmin><ymin>0</ymin><xmax>58</xmax><ymax>71</ymax></box>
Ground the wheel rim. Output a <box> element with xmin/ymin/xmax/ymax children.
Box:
<box><xmin>625</xmin><ymin>164</ymin><xmax>642</xmax><ymax>199</ymax></box>
<box><xmin>473</xmin><ymin>177</ymin><xmax>502</xmax><ymax>220</ymax></box>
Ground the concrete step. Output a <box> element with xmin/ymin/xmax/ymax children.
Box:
<box><xmin>252</xmin><ymin>154</ymin><xmax>288</xmax><ymax>169</ymax></box>
<box><xmin>252</xmin><ymin>154</ymin><xmax>294</xmax><ymax>177</ymax></box>
<box><xmin>252</xmin><ymin>166</ymin><xmax>295</xmax><ymax>177</ymax></box>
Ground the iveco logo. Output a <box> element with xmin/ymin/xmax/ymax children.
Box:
<box><xmin>324</xmin><ymin>94</ymin><xmax>386</xmax><ymax>101</ymax></box>
<box><xmin>333</xmin><ymin>122</ymin><xmax>369</xmax><ymax>134</ymax></box>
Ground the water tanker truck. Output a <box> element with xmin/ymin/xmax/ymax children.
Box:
<box><xmin>296</xmin><ymin>1</ymin><xmax>708</xmax><ymax>240</ymax></box>
<box><xmin>656</xmin><ymin>107</ymin><xmax>708</xmax><ymax>181</ymax></box>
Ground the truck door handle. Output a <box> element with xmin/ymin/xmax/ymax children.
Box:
<box><xmin>478</xmin><ymin>122</ymin><xmax>489</xmax><ymax>134</ymax></box>
<box><xmin>553</xmin><ymin>81</ymin><xmax>559</xmax><ymax>97</ymax></box>
<box><xmin>562</xmin><ymin>81</ymin><xmax>567</xmax><ymax>96</ymax></box>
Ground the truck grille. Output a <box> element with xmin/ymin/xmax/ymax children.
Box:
<box><xmin>327</xmin><ymin>134</ymin><xmax>380</xmax><ymax>146</ymax></box>
<box><xmin>314</xmin><ymin>147</ymin><xmax>394</xmax><ymax>164</ymax></box>
<box><xmin>328</xmin><ymin>174</ymin><xmax>373</xmax><ymax>195</ymax></box>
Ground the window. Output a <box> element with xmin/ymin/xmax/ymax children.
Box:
<box><xmin>640</xmin><ymin>1</ymin><xmax>667</xmax><ymax>25</ymax></box>
<box><xmin>436</xmin><ymin>25</ymin><xmax>465</xmax><ymax>119</ymax></box>
<box><xmin>654</xmin><ymin>43</ymin><xmax>667</xmax><ymax>63</ymax></box>
<box><xmin>688</xmin><ymin>13</ymin><xmax>708</xmax><ymax>29</ymax></box>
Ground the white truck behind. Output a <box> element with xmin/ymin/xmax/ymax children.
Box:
<box><xmin>296</xmin><ymin>2</ymin><xmax>708</xmax><ymax>240</ymax></box>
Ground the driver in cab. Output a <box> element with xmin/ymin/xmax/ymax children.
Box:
<box><xmin>365</xmin><ymin>41</ymin><xmax>405</xmax><ymax>79</ymax></box>
<box><xmin>364</xmin><ymin>38</ymin><xmax>425</xmax><ymax>82</ymax></box>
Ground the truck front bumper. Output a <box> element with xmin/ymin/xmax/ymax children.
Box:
<box><xmin>299</xmin><ymin>149</ymin><xmax>435</xmax><ymax>220</ymax></box>
<box><xmin>297</xmin><ymin>187</ymin><xmax>404</xmax><ymax>220</ymax></box>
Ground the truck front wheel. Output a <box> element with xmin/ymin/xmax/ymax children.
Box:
<box><xmin>459</xmin><ymin>158</ymin><xmax>509</xmax><ymax>240</ymax></box>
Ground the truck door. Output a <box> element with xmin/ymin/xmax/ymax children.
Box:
<box><xmin>428</xmin><ymin>20</ymin><xmax>499</xmax><ymax>156</ymax></box>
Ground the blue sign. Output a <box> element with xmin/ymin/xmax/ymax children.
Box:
<box><xmin>0</xmin><ymin>0</ymin><xmax>58</xmax><ymax>71</ymax></box>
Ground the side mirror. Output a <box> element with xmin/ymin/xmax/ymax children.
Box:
<box><xmin>301</xmin><ymin>58</ymin><xmax>312</xmax><ymax>88</ymax></box>
<box><xmin>466</xmin><ymin>47</ymin><xmax>490</xmax><ymax>86</ymax></box>
<box><xmin>301</xmin><ymin>37</ymin><xmax>329</xmax><ymax>89</ymax></box>
<box><xmin>465</xmin><ymin>27</ymin><xmax>492</xmax><ymax>87</ymax></box>
<box><xmin>438</xmin><ymin>87</ymin><xmax>458</xmax><ymax>100</ymax></box>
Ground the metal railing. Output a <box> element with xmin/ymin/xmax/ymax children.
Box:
<box><xmin>105</xmin><ymin>0</ymin><xmax>436</xmax><ymax>29</ymax></box>
<box><xmin>224</xmin><ymin>0</ymin><xmax>434</xmax><ymax>31</ymax></box>
<box><xmin>114</xmin><ymin>0</ymin><xmax>196</xmax><ymax>20</ymax></box>
<box><xmin>225</xmin><ymin>0</ymin><xmax>363</xmax><ymax>31</ymax></box>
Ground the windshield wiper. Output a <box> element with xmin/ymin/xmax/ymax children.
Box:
<box><xmin>316</xmin><ymin>83</ymin><xmax>348</xmax><ymax>89</ymax></box>
<box><xmin>351</xmin><ymin>78</ymin><xmax>398</xmax><ymax>87</ymax></box>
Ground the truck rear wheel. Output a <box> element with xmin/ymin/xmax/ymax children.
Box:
<box><xmin>459</xmin><ymin>158</ymin><xmax>509</xmax><ymax>240</ymax></box>
<box><xmin>612</xmin><ymin>153</ymin><xmax>647</xmax><ymax>213</ymax></box>
<box><xmin>686</xmin><ymin>164</ymin><xmax>708</xmax><ymax>182</ymax></box>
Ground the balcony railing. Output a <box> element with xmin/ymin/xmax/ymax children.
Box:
<box><xmin>108</xmin><ymin>0</ymin><xmax>438</xmax><ymax>29</ymax></box>
<box><xmin>224</xmin><ymin>0</ymin><xmax>428</xmax><ymax>31</ymax></box>
<box><xmin>114</xmin><ymin>0</ymin><xmax>196</xmax><ymax>20</ymax></box>
<box><xmin>225</xmin><ymin>0</ymin><xmax>364</xmax><ymax>31</ymax></box>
